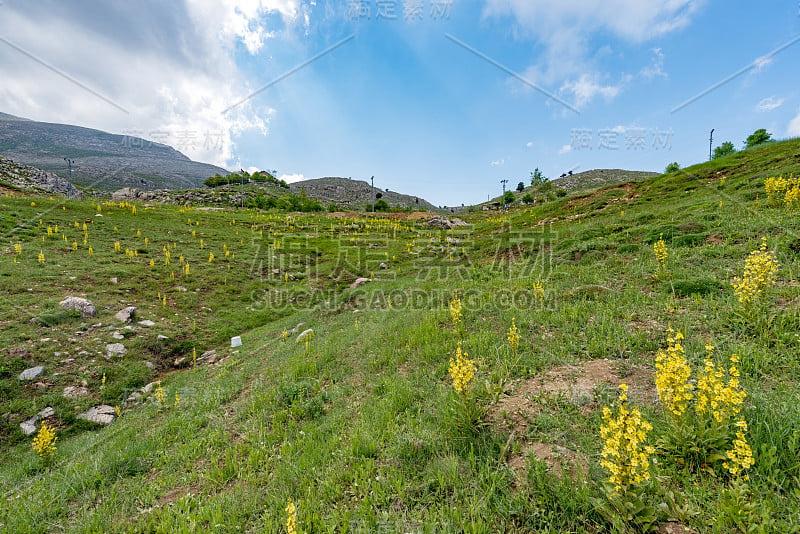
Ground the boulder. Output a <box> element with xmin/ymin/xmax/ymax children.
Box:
<box><xmin>114</xmin><ymin>306</ymin><xmax>136</xmax><ymax>323</ymax></box>
<box><xmin>19</xmin><ymin>366</ymin><xmax>44</xmax><ymax>380</ymax></box>
<box><xmin>77</xmin><ymin>405</ymin><xmax>115</xmax><ymax>425</ymax></box>
<box><xmin>350</xmin><ymin>278</ymin><xmax>370</xmax><ymax>289</ymax></box>
<box><xmin>63</xmin><ymin>386</ymin><xmax>90</xmax><ymax>399</ymax></box>
<box><xmin>59</xmin><ymin>296</ymin><xmax>96</xmax><ymax>318</ymax></box>
<box><xmin>105</xmin><ymin>343</ymin><xmax>127</xmax><ymax>359</ymax></box>
<box><xmin>296</xmin><ymin>329</ymin><xmax>314</xmax><ymax>343</ymax></box>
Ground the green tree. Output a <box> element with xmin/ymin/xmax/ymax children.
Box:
<box><xmin>374</xmin><ymin>199</ymin><xmax>389</xmax><ymax>211</ymax></box>
<box><xmin>665</xmin><ymin>162</ymin><xmax>680</xmax><ymax>174</ymax></box>
<box><xmin>522</xmin><ymin>192</ymin><xmax>534</xmax><ymax>204</ymax></box>
<box><xmin>516</xmin><ymin>182</ymin><xmax>525</xmax><ymax>192</ymax></box>
<box><xmin>712</xmin><ymin>141</ymin><xmax>736</xmax><ymax>159</ymax></box>
<box><xmin>530</xmin><ymin>168</ymin><xmax>547</xmax><ymax>187</ymax></box>
<box><xmin>503</xmin><ymin>190</ymin><xmax>515</xmax><ymax>205</ymax></box>
<box><xmin>745</xmin><ymin>128</ymin><xmax>772</xmax><ymax>149</ymax></box>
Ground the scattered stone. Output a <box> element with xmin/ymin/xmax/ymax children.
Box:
<box><xmin>19</xmin><ymin>366</ymin><xmax>44</xmax><ymax>380</ymax></box>
<box><xmin>426</xmin><ymin>216</ymin><xmax>468</xmax><ymax>230</ymax></box>
<box><xmin>173</xmin><ymin>357</ymin><xmax>188</xmax><ymax>368</ymax></box>
<box><xmin>138</xmin><ymin>320</ymin><xmax>156</xmax><ymax>327</ymax></box>
<box><xmin>142</xmin><ymin>382</ymin><xmax>157</xmax><ymax>394</ymax></box>
<box><xmin>289</xmin><ymin>323</ymin><xmax>305</xmax><ymax>335</ymax></box>
<box><xmin>111</xmin><ymin>277</ymin><xmax>118</xmax><ymax>284</ymax></box>
<box><xmin>63</xmin><ymin>386</ymin><xmax>90</xmax><ymax>399</ymax></box>
<box><xmin>33</xmin><ymin>382</ymin><xmax>47</xmax><ymax>391</ymax></box>
<box><xmin>105</xmin><ymin>343</ymin><xmax>127</xmax><ymax>359</ymax></box>
<box><xmin>379</xmin><ymin>262</ymin><xmax>389</xmax><ymax>270</ymax></box>
<box><xmin>81</xmin><ymin>379</ymin><xmax>88</xmax><ymax>387</ymax></box>
<box><xmin>145</xmin><ymin>361</ymin><xmax>155</xmax><ymax>370</ymax></box>
<box><xmin>59</xmin><ymin>296</ymin><xmax>96</xmax><ymax>318</ymax></box>
<box><xmin>157</xmin><ymin>334</ymin><xmax>169</xmax><ymax>341</ymax></box>
<box><xmin>112</xmin><ymin>332</ymin><xmax>125</xmax><ymax>340</ymax></box>
<box><xmin>77</xmin><ymin>405</ymin><xmax>115</xmax><ymax>425</ymax></box>
<box><xmin>20</xmin><ymin>407</ymin><xmax>55</xmax><ymax>435</ymax></box>
<box><xmin>231</xmin><ymin>336</ymin><xmax>242</xmax><ymax>348</ymax></box>
<box><xmin>61</xmin><ymin>358</ymin><xmax>75</xmax><ymax>364</ymax></box>
<box><xmin>296</xmin><ymin>329</ymin><xmax>314</xmax><ymax>343</ymax></box>
<box><xmin>125</xmin><ymin>391</ymin><xmax>142</xmax><ymax>405</ymax></box>
<box><xmin>350</xmin><ymin>277</ymin><xmax>370</xmax><ymax>289</ymax></box>
<box><xmin>114</xmin><ymin>306</ymin><xmax>137</xmax><ymax>323</ymax></box>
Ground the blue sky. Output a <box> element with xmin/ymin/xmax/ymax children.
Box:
<box><xmin>1</xmin><ymin>1</ymin><xmax>799</xmax><ymax>205</ymax></box>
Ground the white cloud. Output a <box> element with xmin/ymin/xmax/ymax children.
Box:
<box><xmin>756</xmin><ymin>96</ymin><xmax>783</xmax><ymax>112</ymax></box>
<box><xmin>559</xmin><ymin>74</ymin><xmax>625</xmax><ymax>109</ymax></box>
<box><xmin>484</xmin><ymin>1</ymin><xmax>698</xmax><ymax>105</ymax></box>
<box><xmin>558</xmin><ymin>144</ymin><xmax>572</xmax><ymax>155</ymax></box>
<box><xmin>0</xmin><ymin>1</ymin><xmax>303</xmax><ymax>169</ymax></box>
<box><xmin>640</xmin><ymin>48</ymin><xmax>667</xmax><ymax>79</ymax></box>
<box><xmin>526</xmin><ymin>141</ymin><xmax>534</xmax><ymax>148</ymax></box>
<box><xmin>280</xmin><ymin>173</ymin><xmax>306</xmax><ymax>183</ymax></box>
<box><xmin>788</xmin><ymin>109</ymin><xmax>800</xmax><ymax>137</ymax></box>
<box><xmin>491</xmin><ymin>159</ymin><xmax>505</xmax><ymax>166</ymax></box>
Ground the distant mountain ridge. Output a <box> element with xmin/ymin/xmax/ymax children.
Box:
<box><xmin>0</xmin><ymin>112</ymin><xmax>229</xmax><ymax>190</ymax></box>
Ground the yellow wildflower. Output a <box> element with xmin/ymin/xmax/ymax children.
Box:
<box><xmin>449</xmin><ymin>342</ymin><xmax>475</xmax><ymax>395</ymax></box>
<box><xmin>32</xmin><ymin>423</ymin><xmax>57</xmax><ymax>459</ymax></box>
<box><xmin>655</xmin><ymin>329</ymin><xmax>693</xmax><ymax>416</ymax></box>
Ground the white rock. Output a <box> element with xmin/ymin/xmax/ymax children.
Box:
<box><xmin>77</xmin><ymin>405</ymin><xmax>115</xmax><ymax>425</ymax></box>
<box><xmin>19</xmin><ymin>366</ymin><xmax>44</xmax><ymax>380</ymax></box>
<box><xmin>231</xmin><ymin>336</ymin><xmax>242</xmax><ymax>348</ymax></box>
<box><xmin>59</xmin><ymin>296</ymin><xmax>96</xmax><ymax>317</ymax></box>
<box><xmin>63</xmin><ymin>386</ymin><xmax>89</xmax><ymax>399</ymax></box>
<box><xmin>112</xmin><ymin>332</ymin><xmax>125</xmax><ymax>340</ymax></box>
<box><xmin>138</xmin><ymin>320</ymin><xmax>155</xmax><ymax>327</ymax></box>
<box><xmin>350</xmin><ymin>277</ymin><xmax>370</xmax><ymax>289</ymax></box>
<box><xmin>114</xmin><ymin>306</ymin><xmax>137</xmax><ymax>323</ymax></box>
<box><xmin>105</xmin><ymin>343</ymin><xmax>127</xmax><ymax>359</ymax></box>
<box><xmin>296</xmin><ymin>329</ymin><xmax>314</xmax><ymax>343</ymax></box>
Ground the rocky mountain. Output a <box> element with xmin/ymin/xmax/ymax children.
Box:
<box><xmin>0</xmin><ymin>155</ymin><xmax>82</xmax><ymax>197</ymax></box>
<box><xmin>0</xmin><ymin>112</ymin><xmax>229</xmax><ymax>191</ymax></box>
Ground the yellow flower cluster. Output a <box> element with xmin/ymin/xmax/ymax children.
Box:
<box><xmin>532</xmin><ymin>280</ymin><xmax>544</xmax><ymax>303</ymax></box>
<box><xmin>655</xmin><ymin>329</ymin><xmax>693</xmax><ymax>416</ymax></box>
<box><xmin>600</xmin><ymin>384</ymin><xmax>655</xmax><ymax>493</ymax></box>
<box><xmin>449</xmin><ymin>342</ymin><xmax>475</xmax><ymax>395</ymax></box>
<box><xmin>765</xmin><ymin>174</ymin><xmax>800</xmax><ymax>207</ymax></box>
<box><xmin>33</xmin><ymin>423</ymin><xmax>57</xmax><ymax>459</ymax></box>
<box><xmin>286</xmin><ymin>498</ymin><xmax>297</xmax><ymax>534</ymax></box>
<box><xmin>723</xmin><ymin>419</ymin><xmax>754</xmax><ymax>480</ymax></box>
<box><xmin>732</xmin><ymin>238</ymin><xmax>779</xmax><ymax>305</ymax></box>
<box><xmin>155</xmin><ymin>383</ymin><xmax>166</xmax><ymax>405</ymax></box>
<box><xmin>696</xmin><ymin>350</ymin><xmax>745</xmax><ymax>423</ymax></box>
<box><xmin>449</xmin><ymin>293</ymin><xmax>462</xmax><ymax>327</ymax></box>
<box><xmin>653</xmin><ymin>233</ymin><xmax>668</xmax><ymax>268</ymax></box>
<box><xmin>507</xmin><ymin>318</ymin><xmax>520</xmax><ymax>354</ymax></box>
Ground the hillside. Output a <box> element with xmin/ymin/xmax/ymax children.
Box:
<box><xmin>0</xmin><ymin>112</ymin><xmax>229</xmax><ymax>191</ymax></box>
<box><xmin>1</xmin><ymin>139</ymin><xmax>800</xmax><ymax>532</ymax></box>
<box><xmin>289</xmin><ymin>177</ymin><xmax>439</xmax><ymax>211</ymax></box>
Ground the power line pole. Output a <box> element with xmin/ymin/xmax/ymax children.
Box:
<box><xmin>370</xmin><ymin>175</ymin><xmax>375</xmax><ymax>212</ymax></box>
<box><xmin>709</xmin><ymin>129</ymin><xmax>714</xmax><ymax>161</ymax></box>
<box><xmin>500</xmin><ymin>179</ymin><xmax>508</xmax><ymax>212</ymax></box>
<box><xmin>63</xmin><ymin>157</ymin><xmax>73</xmax><ymax>199</ymax></box>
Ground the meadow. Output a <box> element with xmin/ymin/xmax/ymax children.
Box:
<box><xmin>1</xmin><ymin>139</ymin><xmax>800</xmax><ymax>532</ymax></box>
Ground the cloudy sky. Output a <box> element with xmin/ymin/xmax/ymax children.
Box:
<box><xmin>1</xmin><ymin>1</ymin><xmax>799</xmax><ymax>205</ymax></box>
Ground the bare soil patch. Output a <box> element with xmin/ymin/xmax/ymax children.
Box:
<box><xmin>491</xmin><ymin>359</ymin><xmax>654</xmax><ymax>435</ymax></box>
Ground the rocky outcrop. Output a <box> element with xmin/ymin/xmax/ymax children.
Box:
<box><xmin>0</xmin><ymin>156</ymin><xmax>82</xmax><ymax>197</ymax></box>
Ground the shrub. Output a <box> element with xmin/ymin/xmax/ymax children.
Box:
<box><xmin>745</xmin><ymin>129</ymin><xmax>772</xmax><ymax>149</ymax></box>
<box><xmin>665</xmin><ymin>162</ymin><xmax>680</xmax><ymax>174</ymax></box>
<box><xmin>713</xmin><ymin>141</ymin><xmax>736</xmax><ymax>159</ymax></box>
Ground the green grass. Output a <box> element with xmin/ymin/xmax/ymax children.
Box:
<box><xmin>1</xmin><ymin>139</ymin><xmax>800</xmax><ymax>532</ymax></box>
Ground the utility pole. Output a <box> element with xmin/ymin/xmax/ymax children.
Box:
<box><xmin>240</xmin><ymin>168</ymin><xmax>245</xmax><ymax>209</ymax></box>
<box><xmin>500</xmin><ymin>179</ymin><xmax>508</xmax><ymax>212</ymax></box>
<box><xmin>709</xmin><ymin>129</ymin><xmax>714</xmax><ymax>161</ymax></box>
<box><xmin>63</xmin><ymin>157</ymin><xmax>73</xmax><ymax>199</ymax></box>
<box><xmin>370</xmin><ymin>175</ymin><xmax>375</xmax><ymax>212</ymax></box>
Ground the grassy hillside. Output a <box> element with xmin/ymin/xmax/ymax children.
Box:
<box><xmin>1</xmin><ymin>139</ymin><xmax>800</xmax><ymax>532</ymax></box>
